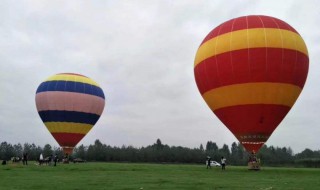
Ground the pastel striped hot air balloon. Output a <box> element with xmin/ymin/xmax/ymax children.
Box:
<box><xmin>35</xmin><ymin>73</ymin><xmax>105</xmax><ymax>155</ymax></box>
<box><xmin>194</xmin><ymin>15</ymin><xmax>309</xmax><ymax>153</ymax></box>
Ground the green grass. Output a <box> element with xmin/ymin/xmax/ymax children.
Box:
<box><xmin>1</xmin><ymin>162</ymin><xmax>319</xmax><ymax>190</ymax></box>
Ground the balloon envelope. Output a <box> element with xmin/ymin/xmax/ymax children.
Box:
<box><xmin>35</xmin><ymin>73</ymin><xmax>105</xmax><ymax>154</ymax></box>
<box><xmin>194</xmin><ymin>15</ymin><xmax>309</xmax><ymax>152</ymax></box>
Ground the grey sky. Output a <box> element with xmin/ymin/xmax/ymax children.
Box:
<box><xmin>0</xmin><ymin>0</ymin><xmax>319</xmax><ymax>153</ymax></box>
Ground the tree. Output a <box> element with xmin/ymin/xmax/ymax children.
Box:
<box><xmin>86</xmin><ymin>139</ymin><xmax>107</xmax><ymax>161</ymax></box>
<box><xmin>205</xmin><ymin>141</ymin><xmax>218</xmax><ymax>152</ymax></box>
<box><xmin>230</xmin><ymin>142</ymin><xmax>246</xmax><ymax>165</ymax></box>
<box><xmin>74</xmin><ymin>144</ymin><xmax>87</xmax><ymax>159</ymax></box>
<box><xmin>199</xmin><ymin>144</ymin><xmax>204</xmax><ymax>152</ymax></box>
<box><xmin>230</xmin><ymin>142</ymin><xmax>238</xmax><ymax>164</ymax></box>
<box><xmin>13</xmin><ymin>143</ymin><xmax>23</xmax><ymax>157</ymax></box>
<box><xmin>0</xmin><ymin>142</ymin><xmax>14</xmax><ymax>160</ymax></box>
<box><xmin>296</xmin><ymin>148</ymin><xmax>317</xmax><ymax>159</ymax></box>
<box><xmin>155</xmin><ymin>139</ymin><xmax>164</xmax><ymax>150</ymax></box>
<box><xmin>220</xmin><ymin>144</ymin><xmax>230</xmax><ymax>158</ymax></box>
<box><xmin>43</xmin><ymin>144</ymin><xmax>53</xmax><ymax>157</ymax></box>
<box><xmin>0</xmin><ymin>140</ymin><xmax>318</xmax><ymax>167</ymax></box>
<box><xmin>205</xmin><ymin>141</ymin><xmax>219</xmax><ymax>161</ymax></box>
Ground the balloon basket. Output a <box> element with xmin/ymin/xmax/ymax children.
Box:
<box><xmin>248</xmin><ymin>161</ymin><xmax>260</xmax><ymax>171</ymax></box>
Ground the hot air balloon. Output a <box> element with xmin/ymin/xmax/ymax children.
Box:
<box><xmin>194</xmin><ymin>15</ymin><xmax>309</xmax><ymax>153</ymax></box>
<box><xmin>35</xmin><ymin>73</ymin><xmax>105</xmax><ymax>155</ymax></box>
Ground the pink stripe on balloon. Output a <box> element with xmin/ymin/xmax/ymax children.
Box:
<box><xmin>36</xmin><ymin>91</ymin><xmax>105</xmax><ymax>115</ymax></box>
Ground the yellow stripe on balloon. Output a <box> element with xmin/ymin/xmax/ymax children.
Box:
<box><xmin>44</xmin><ymin>122</ymin><xmax>93</xmax><ymax>134</ymax></box>
<box><xmin>45</xmin><ymin>74</ymin><xmax>100</xmax><ymax>87</ymax></box>
<box><xmin>203</xmin><ymin>83</ymin><xmax>302</xmax><ymax>111</ymax></box>
<box><xmin>194</xmin><ymin>28</ymin><xmax>308</xmax><ymax>67</ymax></box>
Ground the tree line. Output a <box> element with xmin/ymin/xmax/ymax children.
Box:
<box><xmin>1</xmin><ymin>139</ymin><xmax>319</xmax><ymax>167</ymax></box>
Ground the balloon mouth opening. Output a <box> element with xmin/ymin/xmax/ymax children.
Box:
<box><xmin>62</xmin><ymin>147</ymin><xmax>74</xmax><ymax>155</ymax></box>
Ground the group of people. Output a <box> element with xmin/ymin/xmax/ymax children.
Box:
<box><xmin>206</xmin><ymin>156</ymin><xmax>227</xmax><ymax>170</ymax></box>
<box><xmin>8</xmin><ymin>152</ymin><xmax>59</xmax><ymax>166</ymax></box>
<box><xmin>3</xmin><ymin>152</ymin><xmax>68</xmax><ymax>167</ymax></box>
<box><xmin>38</xmin><ymin>153</ymin><xmax>59</xmax><ymax>166</ymax></box>
<box><xmin>7</xmin><ymin>153</ymin><xmax>29</xmax><ymax>165</ymax></box>
<box><xmin>206</xmin><ymin>152</ymin><xmax>261</xmax><ymax>170</ymax></box>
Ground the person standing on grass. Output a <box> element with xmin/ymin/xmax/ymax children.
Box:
<box><xmin>54</xmin><ymin>154</ymin><xmax>58</xmax><ymax>166</ymax></box>
<box><xmin>39</xmin><ymin>153</ymin><xmax>44</xmax><ymax>165</ymax></box>
<box><xmin>221</xmin><ymin>156</ymin><xmax>226</xmax><ymax>170</ymax></box>
<box><xmin>23</xmin><ymin>153</ymin><xmax>28</xmax><ymax>165</ymax></box>
<box><xmin>206</xmin><ymin>156</ymin><xmax>212</xmax><ymax>169</ymax></box>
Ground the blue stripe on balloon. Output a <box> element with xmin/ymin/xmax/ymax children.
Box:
<box><xmin>36</xmin><ymin>81</ymin><xmax>105</xmax><ymax>99</ymax></box>
<box><xmin>38</xmin><ymin>110</ymin><xmax>101</xmax><ymax>125</ymax></box>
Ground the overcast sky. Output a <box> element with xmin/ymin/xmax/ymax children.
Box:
<box><xmin>0</xmin><ymin>0</ymin><xmax>319</xmax><ymax>154</ymax></box>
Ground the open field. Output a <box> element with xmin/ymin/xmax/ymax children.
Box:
<box><xmin>1</xmin><ymin>162</ymin><xmax>319</xmax><ymax>190</ymax></box>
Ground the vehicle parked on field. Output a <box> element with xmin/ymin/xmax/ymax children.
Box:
<box><xmin>206</xmin><ymin>160</ymin><xmax>221</xmax><ymax>167</ymax></box>
<box><xmin>73</xmin><ymin>158</ymin><xmax>86</xmax><ymax>163</ymax></box>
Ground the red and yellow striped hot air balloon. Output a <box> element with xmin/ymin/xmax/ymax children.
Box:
<box><xmin>194</xmin><ymin>15</ymin><xmax>309</xmax><ymax>153</ymax></box>
<box><xmin>35</xmin><ymin>73</ymin><xmax>105</xmax><ymax>155</ymax></box>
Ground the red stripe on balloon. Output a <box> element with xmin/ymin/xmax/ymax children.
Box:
<box><xmin>214</xmin><ymin>104</ymin><xmax>290</xmax><ymax>152</ymax></box>
<box><xmin>194</xmin><ymin>48</ymin><xmax>308</xmax><ymax>95</ymax></box>
<box><xmin>214</xmin><ymin>104</ymin><xmax>290</xmax><ymax>138</ymax></box>
<box><xmin>201</xmin><ymin>15</ymin><xmax>298</xmax><ymax>45</ymax></box>
<box><xmin>51</xmin><ymin>133</ymin><xmax>85</xmax><ymax>147</ymax></box>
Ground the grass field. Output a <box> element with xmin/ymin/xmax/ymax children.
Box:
<box><xmin>1</xmin><ymin>162</ymin><xmax>319</xmax><ymax>190</ymax></box>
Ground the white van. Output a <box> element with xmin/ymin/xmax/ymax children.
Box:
<box><xmin>206</xmin><ymin>160</ymin><xmax>221</xmax><ymax>167</ymax></box>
